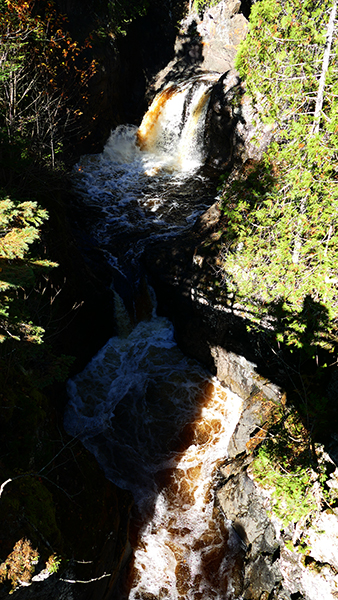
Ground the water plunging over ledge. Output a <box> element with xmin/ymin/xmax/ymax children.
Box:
<box><xmin>65</xmin><ymin>75</ymin><xmax>244</xmax><ymax>598</ymax></box>
<box><xmin>71</xmin><ymin>75</ymin><xmax>220</xmax><ymax>258</ymax></box>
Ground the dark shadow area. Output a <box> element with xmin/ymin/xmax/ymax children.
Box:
<box><xmin>240</xmin><ymin>0</ymin><xmax>253</xmax><ymax>19</ymax></box>
<box><xmin>291</xmin><ymin>592</ymin><xmax>303</xmax><ymax>600</ymax></box>
<box><xmin>204</xmin><ymin>72</ymin><xmax>245</xmax><ymax>171</ymax></box>
<box><xmin>116</xmin><ymin>1</ymin><xmax>193</xmax><ymax>124</ymax></box>
<box><xmin>269</xmin><ymin>295</ymin><xmax>333</xmax><ymax>428</ymax></box>
<box><xmin>160</xmin><ymin>20</ymin><xmax>205</xmax><ymax>85</ymax></box>
<box><xmin>232</xmin><ymin>521</ymin><xmax>249</xmax><ymax>548</ymax></box>
<box><xmin>143</xmin><ymin>157</ymin><xmax>338</xmax><ymax>468</ymax></box>
<box><xmin>157</xmin><ymin>271</ymin><xmax>338</xmax><ymax>445</ymax></box>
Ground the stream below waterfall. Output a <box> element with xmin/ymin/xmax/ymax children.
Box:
<box><xmin>65</xmin><ymin>75</ymin><xmax>244</xmax><ymax>599</ymax></box>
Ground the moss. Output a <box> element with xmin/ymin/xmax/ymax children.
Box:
<box><xmin>46</xmin><ymin>553</ymin><xmax>62</xmax><ymax>574</ymax></box>
<box><xmin>253</xmin><ymin>445</ymin><xmax>317</xmax><ymax>527</ymax></box>
<box><xmin>285</xmin><ymin>539</ymin><xmax>311</xmax><ymax>558</ymax></box>
<box><xmin>251</xmin><ymin>409</ymin><xmax>328</xmax><ymax>527</ymax></box>
<box><xmin>193</xmin><ymin>0</ymin><xmax>218</xmax><ymax>17</ymax></box>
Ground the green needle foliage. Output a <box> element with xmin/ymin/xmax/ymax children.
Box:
<box><xmin>252</xmin><ymin>410</ymin><xmax>338</xmax><ymax>528</ymax></box>
<box><xmin>107</xmin><ymin>0</ymin><xmax>150</xmax><ymax>35</ymax></box>
<box><xmin>0</xmin><ymin>198</ymin><xmax>48</xmax><ymax>261</ymax></box>
<box><xmin>0</xmin><ymin>192</ymin><xmax>57</xmax><ymax>343</ymax></box>
<box><xmin>253</xmin><ymin>445</ymin><xmax>317</xmax><ymax>527</ymax></box>
<box><xmin>191</xmin><ymin>0</ymin><xmax>218</xmax><ymax>17</ymax></box>
<box><xmin>220</xmin><ymin>0</ymin><xmax>338</xmax><ymax>353</ymax></box>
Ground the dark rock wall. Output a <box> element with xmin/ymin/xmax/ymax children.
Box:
<box><xmin>54</xmin><ymin>0</ymin><xmax>255</xmax><ymax>159</ymax></box>
<box><xmin>115</xmin><ymin>8</ymin><xmax>178</xmax><ymax>124</ymax></box>
<box><xmin>143</xmin><ymin>221</ymin><xmax>286</xmax><ymax>399</ymax></box>
<box><xmin>54</xmin><ymin>0</ymin><xmax>188</xmax><ymax>157</ymax></box>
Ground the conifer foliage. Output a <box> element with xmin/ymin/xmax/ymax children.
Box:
<box><xmin>0</xmin><ymin>195</ymin><xmax>57</xmax><ymax>343</ymax></box>
<box><xmin>0</xmin><ymin>0</ymin><xmax>97</xmax><ymax>344</ymax></box>
<box><xmin>220</xmin><ymin>0</ymin><xmax>338</xmax><ymax>351</ymax></box>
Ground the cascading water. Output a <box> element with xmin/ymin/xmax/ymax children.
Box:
<box><xmin>71</xmin><ymin>76</ymin><xmax>219</xmax><ymax>256</ymax></box>
<box><xmin>137</xmin><ymin>77</ymin><xmax>216</xmax><ymax>172</ymax></box>
<box><xmin>65</xmin><ymin>75</ymin><xmax>244</xmax><ymax>599</ymax></box>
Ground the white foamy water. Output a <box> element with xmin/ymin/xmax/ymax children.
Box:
<box><xmin>72</xmin><ymin>77</ymin><xmax>218</xmax><ymax>251</ymax></box>
<box><xmin>66</xmin><ymin>74</ymin><xmax>245</xmax><ymax>598</ymax></box>
<box><xmin>65</xmin><ymin>309</ymin><xmax>243</xmax><ymax>599</ymax></box>
<box><xmin>137</xmin><ymin>77</ymin><xmax>216</xmax><ymax>173</ymax></box>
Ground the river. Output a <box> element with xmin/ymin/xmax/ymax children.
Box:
<box><xmin>65</xmin><ymin>75</ymin><xmax>244</xmax><ymax>599</ymax></box>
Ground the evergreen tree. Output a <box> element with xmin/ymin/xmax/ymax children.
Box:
<box><xmin>0</xmin><ymin>193</ymin><xmax>57</xmax><ymax>343</ymax></box>
<box><xmin>0</xmin><ymin>0</ymin><xmax>97</xmax><ymax>343</ymax></box>
<box><xmin>220</xmin><ymin>0</ymin><xmax>338</xmax><ymax>352</ymax></box>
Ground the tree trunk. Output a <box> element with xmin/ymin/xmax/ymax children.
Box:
<box><xmin>312</xmin><ymin>0</ymin><xmax>337</xmax><ymax>135</ymax></box>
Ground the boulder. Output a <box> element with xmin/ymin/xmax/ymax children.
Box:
<box><xmin>197</xmin><ymin>1</ymin><xmax>249</xmax><ymax>73</ymax></box>
<box><xmin>150</xmin><ymin>0</ymin><xmax>249</xmax><ymax>93</ymax></box>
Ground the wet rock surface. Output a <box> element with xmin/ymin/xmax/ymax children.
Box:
<box><xmin>144</xmin><ymin>212</ymin><xmax>286</xmax><ymax>397</ymax></box>
<box><xmin>144</xmin><ymin>191</ymin><xmax>338</xmax><ymax>600</ymax></box>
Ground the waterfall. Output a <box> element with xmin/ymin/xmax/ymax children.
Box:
<box><xmin>71</xmin><ymin>76</ymin><xmax>218</xmax><ymax>252</ymax></box>
<box><xmin>66</xmin><ymin>75</ymin><xmax>244</xmax><ymax>598</ymax></box>
<box><xmin>137</xmin><ymin>77</ymin><xmax>217</xmax><ymax>173</ymax></box>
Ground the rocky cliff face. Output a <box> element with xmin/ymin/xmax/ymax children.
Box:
<box><xmin>64</xmin><ymin>0</ymin><xmax>338</xmax><ymax>597</ymax></box>
<box><xmin>5</xmin><ymin>1</ymin><xmax>336</xmax><ymax>599</ymax></box>
<box><xmin>217</xmin><ymin>394</ymin><xmax>338</xmax><ymax>599</ymax></box>
<box><xmin>144</xmin><ymin>202</ymin><xmax>338</xmax><ymax>599</ymax></box>
<box><xmin>149</xmin><ymin>0</ymin><xmax>249</xmax><ymax>90</ymax></box>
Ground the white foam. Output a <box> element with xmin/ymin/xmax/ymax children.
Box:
<box><xmin>71</xmin><ymin>77</ymin><xmax>218</xmax><ymax>250</ymax></box>
<box><xmin>66</xmin><ymin>309</ymin><xmax>243</xmax><ymax>599</ymax></box>
<box><xmin>66</xmin><ymin>73</ymin><xmax>244</xmax><ymax>599</ymax></box>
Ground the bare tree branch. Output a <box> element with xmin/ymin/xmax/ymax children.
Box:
<box><xmin>60</xmin><ymin>572</ymin><xmax>112</xmax><ymax>584</ymax></box>
<box><xmin>0</xmin><ymin>478</ymin><xmax>12</xmax><ymax>498</ymax></box>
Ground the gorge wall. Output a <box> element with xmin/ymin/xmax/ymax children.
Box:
<box><xmin>2</xmin><ymin>1</ymin><xmax>338</xmax><ymax>600</ymax></box>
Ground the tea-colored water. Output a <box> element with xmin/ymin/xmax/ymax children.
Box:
<box><xmin>66</xmin><ymin>75</ymin><xmax>243</xmax><ymax>599</ymax></box>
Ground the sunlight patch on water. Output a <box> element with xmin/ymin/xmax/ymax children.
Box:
<box><xmin>65</xmin><ymin>310</ymin><xmax>243</xmax><ymax>599</ymax></box>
